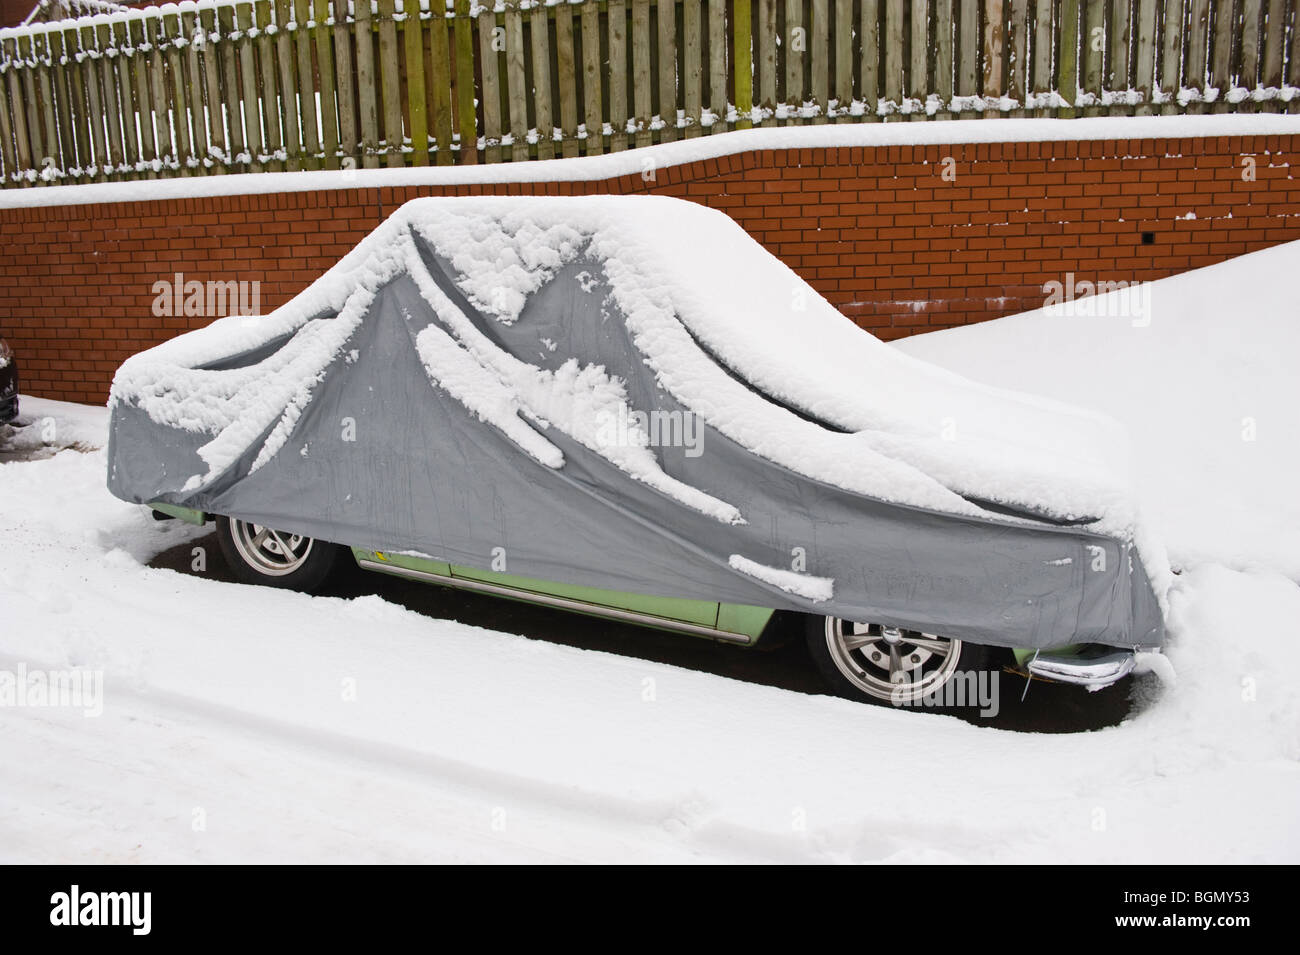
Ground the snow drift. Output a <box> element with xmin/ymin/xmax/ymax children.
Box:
<box><xmin>106</xmin><ymin>196</ymin><xmax>1165</xmax><ymax>651</ymax></box>
<box><xmin>897</xmin><ymin>239</ymin><xmax>1300</xmax><ymax>583</ymax></box>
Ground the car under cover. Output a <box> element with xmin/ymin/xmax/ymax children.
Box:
<box><xmin>105</xmin><ymin>196</ymin><xmax>1166</xmax><ymax>651</ymax></box>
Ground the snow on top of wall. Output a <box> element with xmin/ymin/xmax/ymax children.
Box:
<box><xmin>4</xmin><ymin>113</ymin><xmax>1300</xmax><ymax>210</ymax></box>
<box><xmin>111</xmin><ymin>194</ymin><xmax>1152</xmax><ymax>548</ymax></box>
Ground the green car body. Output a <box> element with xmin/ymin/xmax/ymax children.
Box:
<box><xmin>154</xmin><ymin>500</ymin><xmax>1054</xmax><ymax>672</ymax></box>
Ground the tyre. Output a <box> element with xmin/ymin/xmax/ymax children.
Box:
<box><xmin>215</xmin><ymin>515</ymin><xmax>342</xmax><ymax>593</ymax></box>
<box><xmin>806</xmin><ymin>614</ymin><xmax>1000</xmax><ymax>713</ymax></box>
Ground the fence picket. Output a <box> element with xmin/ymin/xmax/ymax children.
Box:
<box><xmin>271</xmin><ymin>0</ymin><xmax>300</xmax><ymax>172</ymax></box>
<box><xmin>710</xmin><ymin>0</ymin><xmax>726</xmax><ymax>132</ymax></box>
<box><xmin>1134</xmin><ymin>0</ymin><xmax>1159</xmax><ymax>113</ymax></box>
<box><xmin>0</xmin><ymin>47</ymin><xmax>17</xmax><ymax>183</ymax></box>
<box><xmin>94</xmin><ymin>22</ymin><xmax>123</xmax><ymax>175</ymax></box>
<box><xmin>314</xmin><ymin>0</ymin><xmax>340</xmax><ymax>166</ymax></box>
<box><xmin>1111</xmin><ymin>0</ymin><xmax>1133</xmax><ymax>106</ymax></box>
<box><xmin>1185</xmin><ymin>0</ymin><xmax>1210</xmax><ymax>110</ymax></box>
<box><xmin>355</xmin><ymin>0</ymin><xmax>380</xmax><ymax>166</ymax></box>
<box><xmin>1081</xmin><ymin>0</ymin><xmax>1103</xmax><ymax>116</ymax></box>
<box><xmin>933</xmin><ymin>0</ymin><xmax>951</xmax><ymax>115</ymax></box>
<box><xmin>505</xmin><ymin>2</ymin><xmax>528</xmax><ymax>160</ymax></box>
<box><xmin>333</xmin><ymin>0</ymin><xmax>358</xmax><ymax>165</ymax></box>
<box><xmin>1240</xmin><ymin>0</ymin><xmax>1263</xmax><ymax>108</ymax></box>
<box><xmin>254</xmin><ymin>1</ymin><xmax>282</xmax><ymax>169</ymax></box>
<box><xmin>1158</xmin><ymin>0</ymin><xmax>1183</xmax><ymax>114</ymax></box>
<box><xmin>555</xmin><ymin>2</ymin><xmax>581</xmax><ymax>154</ymax></box>
<box><xmin>198</xmin><ymin>9</ymin><xmax>227</xmax><ymax>171</ymax></box>
<box><xmin>632</xmin><ymin>0</ymin><xmax>652</xmax><ymax>145</ymax></box>
<box><xmin>1008</xmin><ymin>0</ymin><xmax>1028</xmax><ymax>116</ymax></box>
<box><xmin>658</xmin><ymin>0</ymin><xmax>679</xmax><ymax>138</ymax></box>
<box><xmin>453</xmin><ymin>0</ymin><xmax>476</xmax><ymax>161</ymax></box>
<box><xmin>909</xmin><ymin>0</ymin><xmax>927</xmax><ymax>121</ymax></box>
<box><xmin>1208</xmin><ymin>0</ymin><xmax>1232</xmax><ymax>112</ymax></box>
<box><xmin>758</xmin><ymin>0</ymin><xmax>776</xmax><ymax>124</ymax></box>
<box><xmin>294</xmin><ymin>0</ymin><xmax>321</xmax><ymax>166</ymax></box>
<box><xmin>531</xmin><ymin>2</ymin><xmax>556</xmax><ymax>157</ymax></box>
<box><xmin>583</xmin><ymin>1</ymin><xmax>605</xmax><ymax>151</ymax></box>
<box><xmin>1031</xmin><ymin>0</ymin><xmax>1052</xmax><ymax>114</ymax></box>
<box><xmin>735</xmin><ymin>0</ymin><xmax>753</xmax><ymax>126</ymax></box>
<box><xmin>1058</xmin><ymin>0</ymin><xmax>1080</xmax><ymax>116</ymax></box>
<box><xmin>984</xmin><ymin>0</ymin><xmax>1004</xmax><ymax>117</ymax></box>
<box><xmin>786</xmin><ymin>0</ymin><xmax>804</xmax><ymax>122</ymax></box>
<box><xmin>429</xmin><ymin>4</ymin><xmax>454</xmax><ymax>164</ymax></box>
<box><xmin>2</xmin><ymin>38</ymin><xmax>34</xmax><ymax>184</ymax></box>
<box><xmin>608</xmin><ymin>0</ymin><xmax>629</xmax><ymax>149</ymax></box>
<box><xmin>377</xmin><ymin>0</ymin><xmax>402</xmax><ymax>167</ymax></box>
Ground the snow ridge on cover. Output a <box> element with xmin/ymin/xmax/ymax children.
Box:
<box><xmin>110</xmin><ymin>195</ymin><xmax>1153</xmax><ymax>551</ymax></box>
<box><xmin>729</xmin><ymin>555</ymin><xmax>834</xmax><ymax>603</ymax></box>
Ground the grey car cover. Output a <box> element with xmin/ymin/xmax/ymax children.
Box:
<box><xmin>107</xmin><ymin>196</ymin><xmax>1166</xmax><ymax>651</ymax></box>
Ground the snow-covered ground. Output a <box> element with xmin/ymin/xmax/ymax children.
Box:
<box><xmin>3</xmin><ymin>353</ymin><xmax>1298</xmax><ymax>864</ymax></box>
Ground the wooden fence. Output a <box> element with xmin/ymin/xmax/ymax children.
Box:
<box><xmin>1</xmin><ymin>0</ymin><xmax>1298</xmax><ymax>186</ymax></box>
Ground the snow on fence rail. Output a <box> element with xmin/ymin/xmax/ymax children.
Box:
<box><xmin>0</xmin><ymin>0</ymin><xmax>1297</xmax><ymax>187</ymax></box>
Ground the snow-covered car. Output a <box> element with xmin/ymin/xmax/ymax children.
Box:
<box><xmin>106</xmin><ymin>197</ymin><xmax>1167</xmax><ymax>710</ymax></box>
<box><xmin>0</xmin><ymin>337</ymin><xmax>18</xmax><ymax>425</ymax></box>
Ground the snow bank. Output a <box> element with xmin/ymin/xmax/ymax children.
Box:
<box><xmin>897</xmin><ymin>240</ymin><xmax>1300</xmax><ymax>582</ymax></box>
<box><xmin>1</xmin><ymin>396</ymin><xmax>107</xmax><ymax>455</ymax></box>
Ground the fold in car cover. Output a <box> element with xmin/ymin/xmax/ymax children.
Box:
<box><xmin>107</xmin><ymin>196</ymin><xmax>1166</xmax><ymax>650</ymax></box>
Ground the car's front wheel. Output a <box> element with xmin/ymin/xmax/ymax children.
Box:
<box><xmin>215</xmin><ymin>516</ymin><xmax>341</xmax><ymax>593</ymax></box>
<box><xmin>806</xmin><ymin>614</ymin><xmax>999</xmax><ymax>712</ymax></box>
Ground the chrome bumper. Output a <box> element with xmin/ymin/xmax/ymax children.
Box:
<box><xmin>1027</xmin><ymin>648</ymin><xmax>1138</xmax><ymax>687</ymax></box>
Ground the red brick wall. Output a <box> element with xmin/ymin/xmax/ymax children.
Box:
<box><xmin>2</xmin><ymin>133</ymin><xmax>1297</xmax><ymax>403</ymax></box>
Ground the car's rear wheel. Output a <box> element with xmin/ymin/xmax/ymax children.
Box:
<box><xmin>806</xmin><ymin>614</ymin><xmax>998</xmax><ymax>712</ymax></box>
<box><xmin>216</xmin><ymin>516</ymin><xmax>341</xmax><ymax>593</ymax></box>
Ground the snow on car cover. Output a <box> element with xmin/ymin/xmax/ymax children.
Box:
<box><xmin>107</xmin><ymin>196</ymin><xmax>1166</xmax><ymax>650</ymax></box>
